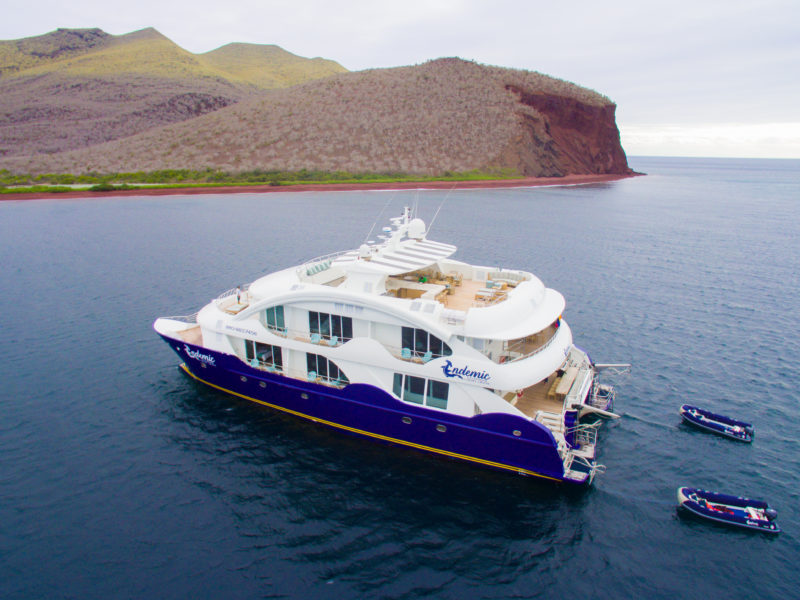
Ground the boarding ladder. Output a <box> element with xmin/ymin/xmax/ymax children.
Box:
<box><xmin>563</xmin><ymin>453</ymin><xmax>607</xmax><ymax>484</ymax></box>
<box><xmin>562</xmin><ymin>422</ymin><xmax>604</xmax><ymax>484</ymax></box>
<box><xmin>568</xmin><ymin>422</ymin><xmax>600</xmax><ymax>449</ymax></box>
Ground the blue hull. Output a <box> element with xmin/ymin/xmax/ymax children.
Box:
<box><xmin>161</xmin><ymin>336</ymin><xmax>580</xmax><ymax>484</ymax></box>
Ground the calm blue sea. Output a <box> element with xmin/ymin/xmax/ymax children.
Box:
<box><xmin>1</xmin><ymin>156</ymin><xmax>799</xmax><ymax>599</ymax></box>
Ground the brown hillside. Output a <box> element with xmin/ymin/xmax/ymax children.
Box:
<box><xmin>0</xmin><ymin>28</ymin><xmax>346</xmax><ymax>159</ymax></box>
<box><xmin>1</xmin><ymin>58</ymin><xmax>631</xmax><ymax>176</ymax></box>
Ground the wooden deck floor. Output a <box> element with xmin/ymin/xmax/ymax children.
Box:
<box><xmin>439</xmin><ymin>279</ymin><xmax>510</xmax><ymax>311</ymax></box>
<box><xmin>386</xmin><ymin>273</ymin><xmax>512</xmax><ymax>311</ymax></box>
<box><xmin>178</xmin><ymin>325</ymin><xmax>203</xmax><ymax>346</ymax></box>
<box><xmin>506</xmin><ymin>377</ymin><xmax>564</xmax><ymax>419</ymax></box>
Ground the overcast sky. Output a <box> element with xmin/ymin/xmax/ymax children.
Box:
<box><xmin>3</xmin><ymin>0</ymin><xmax>799</xmax><ymax>158</ymax></box>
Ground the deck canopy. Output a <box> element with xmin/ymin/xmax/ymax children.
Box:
<box><xmin>333</xmin><ymin>238</ymin><xmax>457</xmax><ymax>276</ymax></box>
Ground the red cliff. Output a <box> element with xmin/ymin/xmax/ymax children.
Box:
<box><xmin>502</xmin><ymin>85</ymin><xmax>632</xmax><ymax>176</ymax></box>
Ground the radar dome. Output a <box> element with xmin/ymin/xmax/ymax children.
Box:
<box><xmin>407</xmin><ymin>218</ymin><xmax>426</xmax><ymax>240</ymax></box>
<box><xmin>359</xmin><ymin>244</ymin><xmax>371</xmax><ymax>258</ymax></box>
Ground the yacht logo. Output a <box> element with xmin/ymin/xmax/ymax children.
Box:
<box><xmin>184</xmin><ymin>344</ymin><xmax>216</xmax><ymax>366</ymax></box>
<box><xmin>441</xmin><ymin>360</ymin><xmax>491</xmax><ymax>383</ymax></box>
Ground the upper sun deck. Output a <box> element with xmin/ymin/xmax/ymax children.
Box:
<box><xmin>226</xmin><ymin>208</ymin><xmax>565</xmax><ymax>343</ymax></box>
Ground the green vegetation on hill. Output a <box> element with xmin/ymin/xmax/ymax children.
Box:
<box><xmin>0</xmin><ymin>28</ymin><xmax>111</xmax><ymax>76</ymax></box>
<box><xmin>0</xmin><ymin>27</ymin><xmax>346</xmax><ymax>87</ymax></box>
<box><xmin>202</xmin><ymin>43</ymin><xmax>347</xmax><ymax>88</ymax></box>
<box><xmin>0</xmin><ymin>167</ymin><xmax>520</xmax><ymax>194</ymax></box>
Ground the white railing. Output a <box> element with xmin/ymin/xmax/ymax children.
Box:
<box><xmin>563</xmin><ymin>453</ymin><xmax>606</xmax><ymax>484</ymax></box>
<box><xmin>244</xmin><ymin>361</ymin><xmax>349</xmax><ymax>388</ymax></box>
<box><xmin>595</xmin><ymin>363</ymin><xmax>632</xmax><ymax>376</ymax></box>
<box><xmin>161</xmin><ymin>312</ymin><xmax>199</xmax><ymax>324</ymax></box>
<box><xmin>284</xmin><ymin>368</ymin><xmax>349</xmax><ymax>388</ymax></box>
<box><xmin>567</xmin><ymin>422</ymin><xmax>599</xmax><ymax>448</ymax></box>
<box><xmin>504</xmin><ymin>329</ymin><xmax>561</xmax><ymax>364</ymax></box>
<box><xmin>216</xmin><ymin>283</ymin><xmax>251</xmax><ymax>301</ymax></box>
<box><xmin>296</xmin><ymin>250</ymin><xmax>352</xmax><ymax>280</ymax></box>
<box><xmin>487</xmin><ymin>269</ymin><xmax>531</xmax><ymax>285</ymax></box>
<box><xmin>589</xmin><ymin>383</ymin><xmax>616</xmax><ymax>411</ymax></box>
<box><xmin>262</xmin><ymin>326</ymin><xmax>350</xmax><ymax>348</ymax></box>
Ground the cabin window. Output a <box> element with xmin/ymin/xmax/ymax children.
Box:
<box><xmin>306</xmin><ymin>352</ymin><xmax>350</xmax><ymax>385</ymax></box>
<box><xmin>392</xmin><ymin>373</ymin><xmax>449</xmax><ymax>409</ymax></box>
<box><xmin>245</xmin><ymin>340</ymin><xmax>283</xmax><ymax>371</ymax></box>
<box><xmin>309</xmin><ymin>311</ymin><xmax>353</xmax><ymax>342</ymax></box>
<box><xmin>404</xmin><ymin>375</ymin><xmax>426</xmax><ymax>405</ymax></box>
<box><xmin>427</xmin><ymin>380</ymin><xmax>449</xmax><ymax>409</ymax></box>
<box><xmin>265</xmin><ymin>305</ymin><xmax>285</xmax><ymax>332</ymax></box>
<box><xmin>392</xmin><ymin>373</ymin><xmax>403</xmax><ymax>398</ymax></box>
<box><xmin>401</xmin><ymin>327</ymin><xmax>452</xmax><ymax>358</ymax></box>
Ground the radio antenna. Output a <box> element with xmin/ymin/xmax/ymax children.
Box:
<box><xmin>426</xmin><ymin>184</ymin><xmax>455</xmax><ymax>235</ymax></box>
<box><xmin>364</xmin><ymin>194</ymin><xmax>395</xmax><ymax>244</ymax></box>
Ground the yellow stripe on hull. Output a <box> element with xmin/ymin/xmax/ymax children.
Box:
<box><xmin>179</xmin><ymin>363</ymin><xmax>562</xmax><ymax>482</ymax></box>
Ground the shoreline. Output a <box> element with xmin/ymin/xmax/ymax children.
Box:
<box><xmin>1</xmin><ymin>173</ymin><xmax>638</xmax><ymax>201</ymax></box>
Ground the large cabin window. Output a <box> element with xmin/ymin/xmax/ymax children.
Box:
<box><xmin>393</xmin><ymin>373</ymin><xmax>449</xmax><ymax>409</ymax></box>
<box><xmin>309</xmin><ymin>311</ymin><xmax>352</xmax><ymax>342</ymax></box>
<box><xmin>427</xmin><ymin>380</ymin><xmax>449</xmax><ymax>409</ymax></box>
<box><xmin>307</xmin><ymin>353</ymin><xmax>350</xmax><ymax>386</ymax></box>
<box><xmin>401</xmin><ymin>327</ymin><xmax>452</xmax><ymax>359</ymax></box>
<box><xmin>265</xmin><ymin>305</ymin><xmax>285</xmax><ymax>333</ymax></box>
<box><xmin>245</xmin><ymin>340</ymin><xmax>283</xmax><ymax>371</ymax></box>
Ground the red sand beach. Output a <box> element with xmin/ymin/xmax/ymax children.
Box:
<box><xmin>2</xmin><ymin>173</ymin><xmax>636</xmax><ymax>202</ymax></box>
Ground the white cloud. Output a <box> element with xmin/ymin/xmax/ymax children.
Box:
<box><xmin>621</xmin><ymin>123</ymin><xmax>800</xmax><ymax>158</ymax></box>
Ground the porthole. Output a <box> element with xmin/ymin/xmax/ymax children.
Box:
<box><xmin>402</xmin><ymin>416</ymin><xmax>412</xmax><ymax>424</ymax></box>
<box><xmin>259</xmin><ymin>381</ymin><xmax>267</xmax><ymax>388</ymax></box>
<box><xmin>513</xmin><ymin>430</ymin><xmax>522</xmax><ymax>437</ymax></box>
<box><xmin>436</xmin><ymin>424</ymin><xmax>447</xmax><ymax>433</ymax></box>
<box><xmin>240</xmin><ymin>376</ymin><xmax>247</xmax><ymax>382</ymax></box>
<box><xmin>301</xmin><ymin>393</ymin><xmax>309</xmax><ymax>400</ymax></box>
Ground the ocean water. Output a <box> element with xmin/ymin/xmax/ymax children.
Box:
<box><xmin>1</xmin><ymin>156</ymin><xmax>799</xmax><ymax>599</ymax></box>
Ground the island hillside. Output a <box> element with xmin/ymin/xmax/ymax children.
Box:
<box><xmin>0</xmin><ymin>28</ymin><xmax>632</xmax><ymax>179</ymax></box>
<box><xmin>0</xmin><ymin>28</ymin><xmax>346</xmax><ymax>161</ymax></box>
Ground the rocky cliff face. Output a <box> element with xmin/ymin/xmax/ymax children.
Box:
<box><xmin>502</xmin><ymin>85</ymin><xmax>632</xmax><ymax>176</ymax></box>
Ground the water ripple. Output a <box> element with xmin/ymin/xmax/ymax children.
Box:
<box><xmin>2</xmin><ymin>158</ymin><xmax>800</xmax><ymax>598</ymax></box>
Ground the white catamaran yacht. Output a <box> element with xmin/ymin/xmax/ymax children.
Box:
<box><xmin>155</xmin><ymin>207</ymin><xmax>628</xmax><ymax>484</ymax></box>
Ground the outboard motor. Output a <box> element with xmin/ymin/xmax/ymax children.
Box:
<box><xmin>765</xmin><ymin>508</ymin><xmax>778</xmax><ymax>521</ymax></box>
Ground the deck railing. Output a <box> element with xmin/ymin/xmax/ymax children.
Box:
<box><xmin>566</xmin><ymin>422</ymin><xmax>599</xmax><ymax>448</ymax></box>
<box><xmin>296</xmin><ymin>250</ymin><xmax>352</xmax><ymax>280</ymax></box>
<box><xmin>160</xmin><ymin>312</ymin><xmax>199</xmax><ymax>324</ymax></box>
<box><xmin>588</xmin><ymin>383</ymin><xmax>616</xmax><ymax>411</ymax></box>
<box><xmin>216</xmin><ymin>283</ymin><xmax>250</xmax><ymax>301</ymax></box>
<box><xmin>563</xmin><ymin>452</ymin><xmax>606</xmax><ymax>484</ymax></box>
